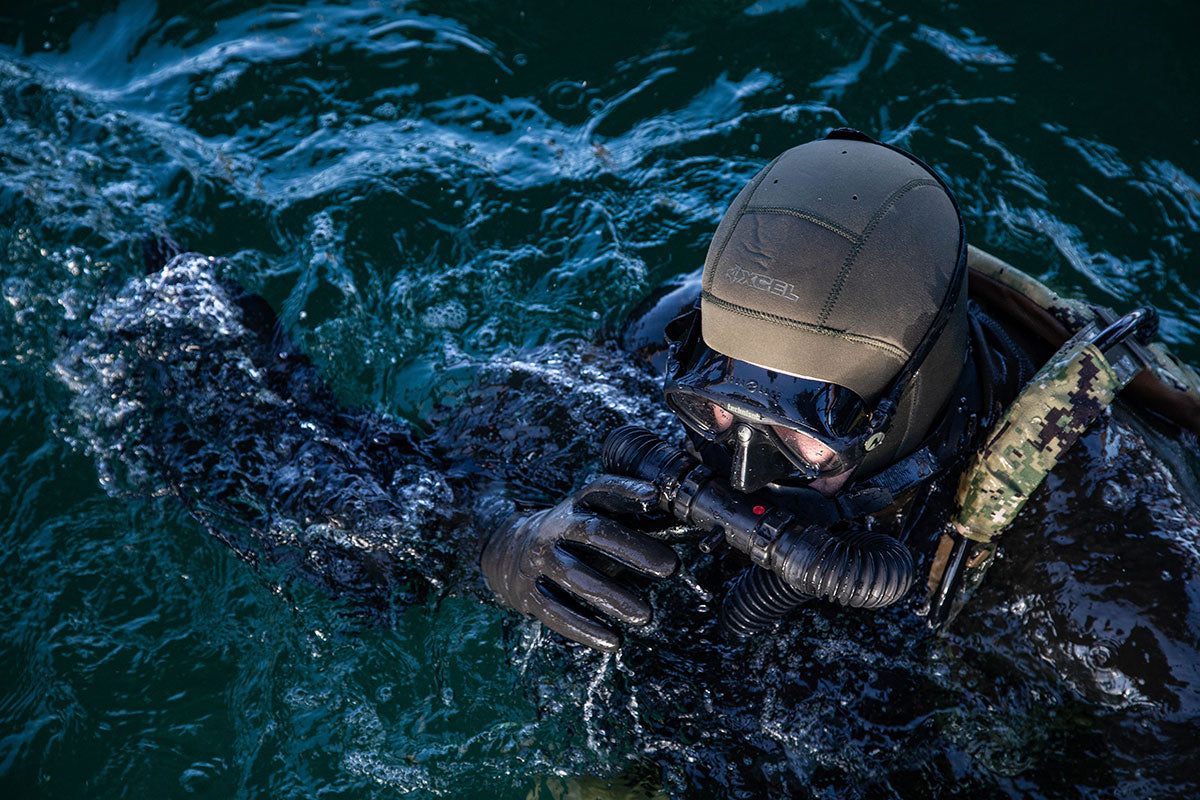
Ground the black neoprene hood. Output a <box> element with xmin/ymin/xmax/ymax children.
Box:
<box><xmin>698</xmin><ymin>130</ymin><xmax>969</xmax><ymax>475</ymax></box>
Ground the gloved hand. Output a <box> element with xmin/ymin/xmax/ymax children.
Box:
<box><xmin>481</xmin><ymin>474</ymin><xmax>680</xmax><ymax>652</ymax></box>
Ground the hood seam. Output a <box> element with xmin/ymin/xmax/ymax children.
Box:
<box><xmin>817</xmin><ymin>178</ymin><xmax>941</xmax><ymax>328</ymax></box>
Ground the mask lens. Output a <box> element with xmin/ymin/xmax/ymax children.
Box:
<box><xmin>669</xmin><ymin>393</ymin><xmax>736</xmax><ymax>437</ymax></box>
<box><xmin>770</xmin><ymin>425</ymin><xmax>838</xmax><ymax>471</ymax></box>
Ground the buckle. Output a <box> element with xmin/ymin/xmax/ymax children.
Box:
<box><xmin>1091</xmin><ymin>306</ymin><xmax>1157</xmax><ymax>384</ymax></box>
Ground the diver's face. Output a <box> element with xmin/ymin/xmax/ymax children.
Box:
<box><xmin>702</xmin><ymin>401</ymin><xmax>854</xmax><ymax>497</ymax></box>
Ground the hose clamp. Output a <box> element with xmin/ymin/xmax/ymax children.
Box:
<box><xmin>748</xmin><ymin>508</ymin><xmax>794</xmax><ymax>568</ymax></box>
<box><xmin>672</xmin><ymin>463</ymin><xmax>712</xmax><ymax>521</ymax></box>
<box><xmin>651</xmin><ymin>451</ymin><xmax>694</xmax><ymax>512</ymax></box>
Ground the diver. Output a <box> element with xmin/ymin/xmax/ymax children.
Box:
<box><xmin>54</xmin><ymin>127</ymin><xmax>1200</xmax><ymax>796</ymax></box>
<box><xmin>57</xmin><ymin>128</ymin><xmax>1200</xmax><ymax>658</ymax></box>
<box><xmin>479</xmin><ymin>128</ymin><xmax>1200</xmax><ymax>652</ymax></box>
<box><xmin>58</xmin><ymin>128</ymin><xmax>1200</xmax><ymax>659</ymax></box>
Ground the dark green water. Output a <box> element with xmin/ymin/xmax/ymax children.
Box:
<box><xmin>2</xmin><ymin>1</ymin><xmax>1198</xmax><ymax>797</ymax></box>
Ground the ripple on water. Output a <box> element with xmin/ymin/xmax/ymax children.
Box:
<box><xmin>3</xmin><ymin>0</ymin><xmax>1200</xmax><ymax>797</ymax></box>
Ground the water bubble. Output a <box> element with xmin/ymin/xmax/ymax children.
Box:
<box><xmin>421</xmin><ymin>301</ymin><xmax>468</xmax><ymax>331</ymax></box>
<box><xmin>1087</xmin><ymin>643</ymin><xmax>1114</xmax><ymax>669</ymax></box>
<box><xmin>473</xmin><ymin>322</ymin><xmax>498</xmax><ymax>349</ymax></box>
<box><xmin>1101</xmin><ymin>480</ymin><xmax>1130</xmax><ymax>511</ymax></box>
<box><xmin>548</xmin><ymin>80</ymin><xmax>586</xmax><ymax>110</ymax></box>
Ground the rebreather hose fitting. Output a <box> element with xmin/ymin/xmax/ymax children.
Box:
<box><xmin>602</xmin><ymin>425</ymin><xmax>914</xmax><ymax>637</ymax></box>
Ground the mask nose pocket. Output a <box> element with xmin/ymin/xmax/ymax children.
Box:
<box><xmin>728</xmin><ymin>424</ymin><xmax>796</xmax><ymax>493</ymax></box>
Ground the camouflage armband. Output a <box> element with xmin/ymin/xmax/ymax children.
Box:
<box><xmin>953</xmin><ymin>325</ymin><xmax>1137</xmax><ymax>542</ymax></box>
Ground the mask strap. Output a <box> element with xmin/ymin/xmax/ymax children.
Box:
<box><xmin>664</xmin><ymin>300</ymin><xmax>702</xmax><ymax>374</ymax></box>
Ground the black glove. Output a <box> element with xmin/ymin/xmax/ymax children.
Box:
<box><xmin>481</xmin><ymin>474</ymin><xmax>680</xmax><ymax>652</ymax></box>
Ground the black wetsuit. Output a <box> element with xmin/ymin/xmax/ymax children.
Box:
<box><xmin>57</xmin><ymin>253</ymin><xmax>1200</xmax><ymax>798</ymax></box>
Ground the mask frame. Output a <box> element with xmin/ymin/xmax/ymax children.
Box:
<box><xmin>665</xmin><ymin>306</ymin><xmax>876</xmax><ymax>490</ymax></box>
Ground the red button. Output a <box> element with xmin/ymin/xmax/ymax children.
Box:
<box><xmin>752</xmin><ymin>505</ymin><xmax>766</xmax><ymax>516</ymax></box>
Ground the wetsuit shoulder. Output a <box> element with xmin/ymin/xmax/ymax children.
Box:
<box><xmin>617</xmin><ymin>268</ymin><xmax>702</xmax><ymax>373</ymax></box>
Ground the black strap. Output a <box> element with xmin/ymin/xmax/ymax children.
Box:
<box><xmin>837</xmin><ymin>312</ymin><xmax>992</xmax><ymax>517</ymax></box>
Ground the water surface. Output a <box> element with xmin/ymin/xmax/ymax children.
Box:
<box><xmin>2</xmin><ymin>1</ymin><xmax>1198</xmax><ymax>797</ymax></box>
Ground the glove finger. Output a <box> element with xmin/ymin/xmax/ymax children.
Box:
<box><xmin>575</xmin><ymin>474</ymin><xmax>659</xmax><ymax>516</ymax></box>
<box><xmin>543</xmin><ymin>547</ymin><xmax>653</xmax><ymax>626</ymax></box>
<box><xmin>565</xmin><ymin>516</ymin><xmax>679</xmax><ymax>579</ymax></box>
<box><xmin>531</xmin><ymin>584</ymin><xmax>622</xmax><ymax>652</ymax></box>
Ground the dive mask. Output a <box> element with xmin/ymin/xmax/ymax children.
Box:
<box><xmin>664</xmin><ymin>305</ymin><xmax>885</xmax><ymax>492</ymax></box>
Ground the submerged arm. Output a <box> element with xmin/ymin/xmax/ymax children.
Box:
<box><xmin>57</xmin><ymin>253</ymin><xmax>478</xmax><ymax>613</ymax></box>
